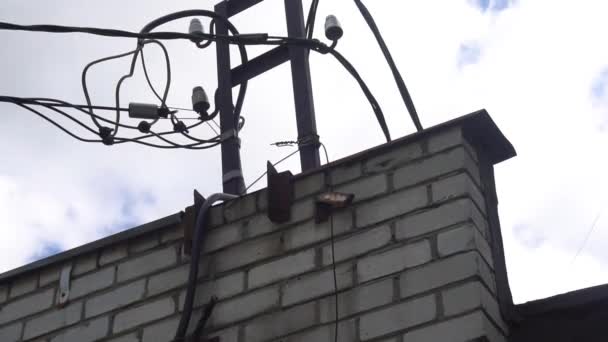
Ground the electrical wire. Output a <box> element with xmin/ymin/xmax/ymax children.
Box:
<box><xmin>305</xmin><ymin>0</ymin><xmax>321</xmax><ymax>39</ymax></box>
<box><xmin>571</xmin><ymin>207</ymin><xmax>606</xmax><ymax>265</ymax></box>
<box><xmin>320</xmin><ymin>142</ymin><xmax>340</xmax><ymax>342</ymax></box>
<box><xmin>353</xmin><ymin>0</ymin><xmax>423</xmax><ymax>132</ymax></box>
<box><xmin>242</xmin><ymin>148</ymin><xmax>301</xmax><ymax>194</ymax></box>
<box><xmin>3</xmin><ymin>14</ymin><xmax>393</xmax><ymax>147</ymax></box>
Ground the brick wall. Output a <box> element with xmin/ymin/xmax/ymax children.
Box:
<box><xmin>0</xmin><ymin>112</ymin><xmax>514</xmax><ymax>342</ymax></box>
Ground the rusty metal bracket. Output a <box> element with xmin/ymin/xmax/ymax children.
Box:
<box><xmin>183</xmin><ymin>190</ymin><xmax>206</xmax><ymax>255</ymax></box>
<box><xmin>315</xmin><ymin>192</ymin><xmax>355</xmax><ymax>223</ymax></box>
<box><xmin>266</xmin><ymin>161</ymin><xmax>294</xmax><ymax>223</ymax></box>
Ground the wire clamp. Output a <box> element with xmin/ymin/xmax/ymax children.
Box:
<box><xmin>56</xmin><ymin>264</ymin><xmax>73</xmax><ymax>307</ymax></box>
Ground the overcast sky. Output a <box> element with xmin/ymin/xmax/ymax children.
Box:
<box><xmin>1</xmin><ymin>0</ymin><xmax>608</xmax><ymax>304</ymax></box>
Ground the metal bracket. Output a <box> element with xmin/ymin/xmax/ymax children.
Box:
<box><xmin>57</xmin><ymin>264</ymin><xmax>73</xmax><ymax>307</ymax></box>
<box><xmin>267</xmin><ymin>161</ymin><xmax>294</xmax><ymax>223</ymax></box>
<box><xmin>314</xmin><ymin>192</ymin><xmax>355</xmax><ymax>223</ymax></box>
<box><xmin>183</xmin><ymin>190</ymin><xmax>206</xmax><ymax>255</ymax></box>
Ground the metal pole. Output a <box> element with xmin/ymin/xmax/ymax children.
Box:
<box><xmin>284</xmin><ymin>0</ymin><xmax>321</xmax><ymax>171</ymax></box>
<box><xmin>215</xmin><ymin>1</ymin><xmax>246</xmax><ymax>195</ymax></box>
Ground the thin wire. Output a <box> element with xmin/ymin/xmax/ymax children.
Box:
<box><xmin>320</xmin><ymin>142</ymin><xmax>339</xmax><ymax>342</ymax></box>
<box><xmin>242</xmin><ymin>148</ymin><xmax>300</xmax><ymax>194</ymax></box>
<box><xmin>571</xmin><ymin>208</ymin><xmax>606</xmax><ymax>265</ymax></box>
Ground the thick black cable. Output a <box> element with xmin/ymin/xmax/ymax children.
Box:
<box><xmin>132</xmin><ymin>10</ymin><xmax>249</xmax><ymax>127</ymax></box>
<box><xmin>5</xmin><ymin>95</ymin><xmax>225</xmax><ymax>149</ymax></box>
<box><xmin>306</xmin><ymin>0</ymin><xmax>321</xmax><ymax>39</ymax></box>
<box><xmin>0</xmin><ymin>21</ymin><xmax>271</xmax><ymax>45</ymax></box>
<box><xmin>82</xmin><ymin>49</ymin><xmax>138</xmax><ymax>129</ymax></box>
<box><xmin>318</xmin><ymin>47</ymin><xmax>391</xmax><ymax>141</ymax></box>
<box><xmin>353</xmin><ymin>0</ymin><xmax>423</xmax><ymax>132</ymax></box>
<box><xmin>140</xmin><ymin>40</ymin><xmax>171</xmax><ymax>108</ymax></box>
<box><xmin>175</xmin><ymin>193</ymin><xmax>238</xmax><ymax>341</ymax></box>
<box><xmin>15</xmin><ymin>103</ymin><xmax>101</xmax><ymax>143</ymax></box>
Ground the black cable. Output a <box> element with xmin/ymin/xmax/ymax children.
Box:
<box><xmin>320</xmin><ymin>142</ymin><xmax>339</xmax><ymax>342</ymax></box>
<box><xmin>15</xmin><ymin>103</ymin><xmax>101</xmax><ymax>143</ymax></box>
<box><xmin>306</xmin><ymin>0</ymin><xmax>321</xmax><ymax>39</ymax></box>
<box><xmin>174</xmin><ymin>193</ymin><xmax>238</xmax><ymax>341</ymax></box>
<box><xmin>353</xmin><ymin>0</ymin><xmax>423</xmax><ymax>132</ymax></box>
<box><xmin>140</xmin><ymin>40</ymin><xmax>171</xmax><ymax>108</ymax></box>
<box><xmin>0</xmin><ymin>21</ymin><xmax>270</xmax><ymax>45</ymax></box>
<box><xmin>320</xmin><ymin>48</ymin><xmax>391</xmax><ymax>142</ymax></box>
<box><xmin>82</xmin><ymin>48</ymin><xmax>138</xmax><ymax>129</ymax></box>
<box><xmin>133</xmin><ymin>10</ymin><xmax>249</xmax><ymax>127</ymax></box>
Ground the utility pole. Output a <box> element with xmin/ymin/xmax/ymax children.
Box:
<box><xmin>215</xmin><ymin>0</ymin><xmax>321</xmax><ymax>195</ymax></box>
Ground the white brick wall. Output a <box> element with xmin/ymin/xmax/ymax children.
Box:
<box><xmin>0</xmin><ymin>123</ymin><xmax>511</xmax><ymax>342</ymax></box>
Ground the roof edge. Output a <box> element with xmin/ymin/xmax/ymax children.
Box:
<box><xmin>0</xmin><ymin>213</ymin><xmax>182</xmax><ymax>283</ymax></box>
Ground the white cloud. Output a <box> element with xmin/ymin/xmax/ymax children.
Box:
<box><xmin>1</xmin><ymin>0</ymin><xmax>608</xmax><ymax>304</ymax></box>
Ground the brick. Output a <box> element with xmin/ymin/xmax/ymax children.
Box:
<box><xmin>117</xmin><ymin>246</ymin><xmax>177</xmax><ymax>282</ymax></box>
<box><xmin>160</xmin><ymin>225</ymin><xmax>184</xmax><ymax>243</ymax></box>
<box><xmin>147</xmin><ymin>265</ymin><xmax>189</xmax><ymax>296</ymax></box>
<box><xmin>336</xmin><ymin>174</ymin><xmax>388</xmax><ymax>202</ymax></box>
<box><xmin>50</xmin><ymin>316</ymin><xmax>109</xmax><ymax>342</ymax></box>
<box><xmin>0</xmin><ymin>287</ymin><xmax>54</xmax><ymax>324</ymax></box>
<box><xmin>249</xmin><ymin>249</ymin><xmax>316</xmax><ymax>288</ymax></box>
<box><xmin>209</xmin><ymin>204</ymin><xmax>224</xmax><ymax>227</ymax></box>
<box><xmin>359</xmin><ymin>295</ymin><xmax>436</xmax><ymax>340</ymax></box>
<box><xmin>330</xmin><ymin>162</ymin><xmax>362</xmax><ymax>185</ymax></box>
<box><xmin>319</xmin><ymin>277</ymin><xmax>393</xmax><ymax>323</ymax></box>
<box><xmin>113</xmin><ymin>297</ymin><xmax>175</xmax><ymax>333</ymax></box>
<box><xmin>294</xmin><ymin>172</ymin><xmax>325</xmax><ymax>199</ymax></box>
<box><xmin>212</xmin><ymin>286</ymin><xmax>279</xmax><ymax>327</ymax></box>
<box><xmin>99</xmin><ymin>244</ymin><xmax>128</xmax><ymax>266</ymax></box>
<box><xmin>0</xmin><ymin>322</ymin><xmax>22</xmax><ymax>342</ymax></box>
<box><xmin>224</xmin><ymin>193</ymin><xmax>256</xmax><ymax>222</ymax></box>
<box><xmin>10</xmin><ymin>274</ymin><xmax>38</xmax><ymax>298</ymax></box>
<box><xmin>357</xmin><ymin>240</ymin><xmax>431</xmax><ymax>283</ymax></box>
<box><xmin>246</xmin><ymin>199</ymin><xmax>314</xmax><ymax>238</ymax></box>
<box><xmin>70</xmin><ymin>266</ymin><xmax>115</xmax><ymax>299</ymax></box>
<box><xmin>283</xmin><ymin>319</ymin><xmax>357</xmax><ymax>342</ymax></box>
<box><xmin>39</xmin><ymin>264</ymin><xmax>62</xmax><ymax>286</ymax></box>
<box><xmin>283</xmin><ymin>263</ymin><xmax>353</xmax><ymax>306</ymax></box>
<box><xmin>395</xmin><ymin>198</ymin><xmax>487</xmax><ymax>241</ymax></box>
<box><xmin>356</xmin><ymin>186</ymin><xmax>427</xmax><ymax>228</ymax></box>
<box><xmin>85</xmin><ymin>279</ymin><xmax>146</xmax><ymax>318</ymax></box>
<box><xmin>178</xmin><ymin>272</ymin><xmax>245</xmax><ymax>310</ymax></box>
<box><xmin>432</xmin><ymin>172</ymin><xmax>486</xmax><ymax>214</ymax></box>
<box><xmin>73</xmin><ymin>253</ymin><xmax>97</xmax><ymax>276</ymax></box>
<box><xmin>106</xmin><ymin>332</ymin><xmax>139</xmax><ymax>342</ymax></box>
<box><xmin>213</xmin><ymin>233</ymin><xmax>282</xmax><ymax>273</ymax></box>
<box><xmin>146</xmin><ymin>262</ymin><xmax>210</xmax><ymax>298</ymax></box>
<box><xmin>244</xmin><ymin>302</ymin><xmax>316</xmax><ymax>342</ymax></box>
<box><xmin>204</xmin><ymin>221</ymin><xmax>243</xmax><ymax>253</ymax></box>
<box><xmin>427</xmin><ymin>127</ymin><xmax>463</xmax><ymax>154</ymax></box>
<box><xmin>284</xmin><ymin>210</ymin><xmax>352</xmax><ymax>251</ymax></box>
<box><xmin>129</xmin><ymin>234</ymin><xmax>159</xmax><ymax>254</ymax></box>
<box><xmin>256</xmin><ymin>188</ymin><xmax>268</xmax><ymax>212</ymax></box>
<box><xmin>399</xmin><ymin>252</ymin><xmax>496</xmax><ymax>298</ymax></box>
<box><xmin>364</xmin><ymin>143</ymin><xmax>423</xmax><ymax>174</ymax></box>
<box><xmin>442</xmin><ymin>281</ymin><xmax>507</xmax><ymax>333</ymax></box>
<box><xmin>23</xmin><ymin>301</ymin><xmax>82</xmax><ymax>339</ymax></box>
<box><xmin>141</xmin><ymin>316</ymin><xmax>178</xmax><ymax>342</ymax></box>
<box><xmin>438</xmin><ymin>224</ymin><xmax>494</xmax><ymax>267</ymax></box>
<box><xmin>208</xmin><ymin>326</ymin><xmax>239</xmax><ymax>341</ymax></box>
<box><xmin>322</xmin><ymin>224</ymin><xmax>391</xmax><ymax>266</ymax></box>
<box><xmin>401</xmin><ymin>310</ymin><xmax>505</xmax><ymax>342</ymax></box>
<box><xmin>394</xmin><ymin>147</ymin><xmax>479</xmax><ymax>190</ymax></box>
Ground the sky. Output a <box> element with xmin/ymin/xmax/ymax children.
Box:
<box><xmin>0</xmin><ymin>0</ymin><xmax>607</xmax><ymax>304</ymax></box>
